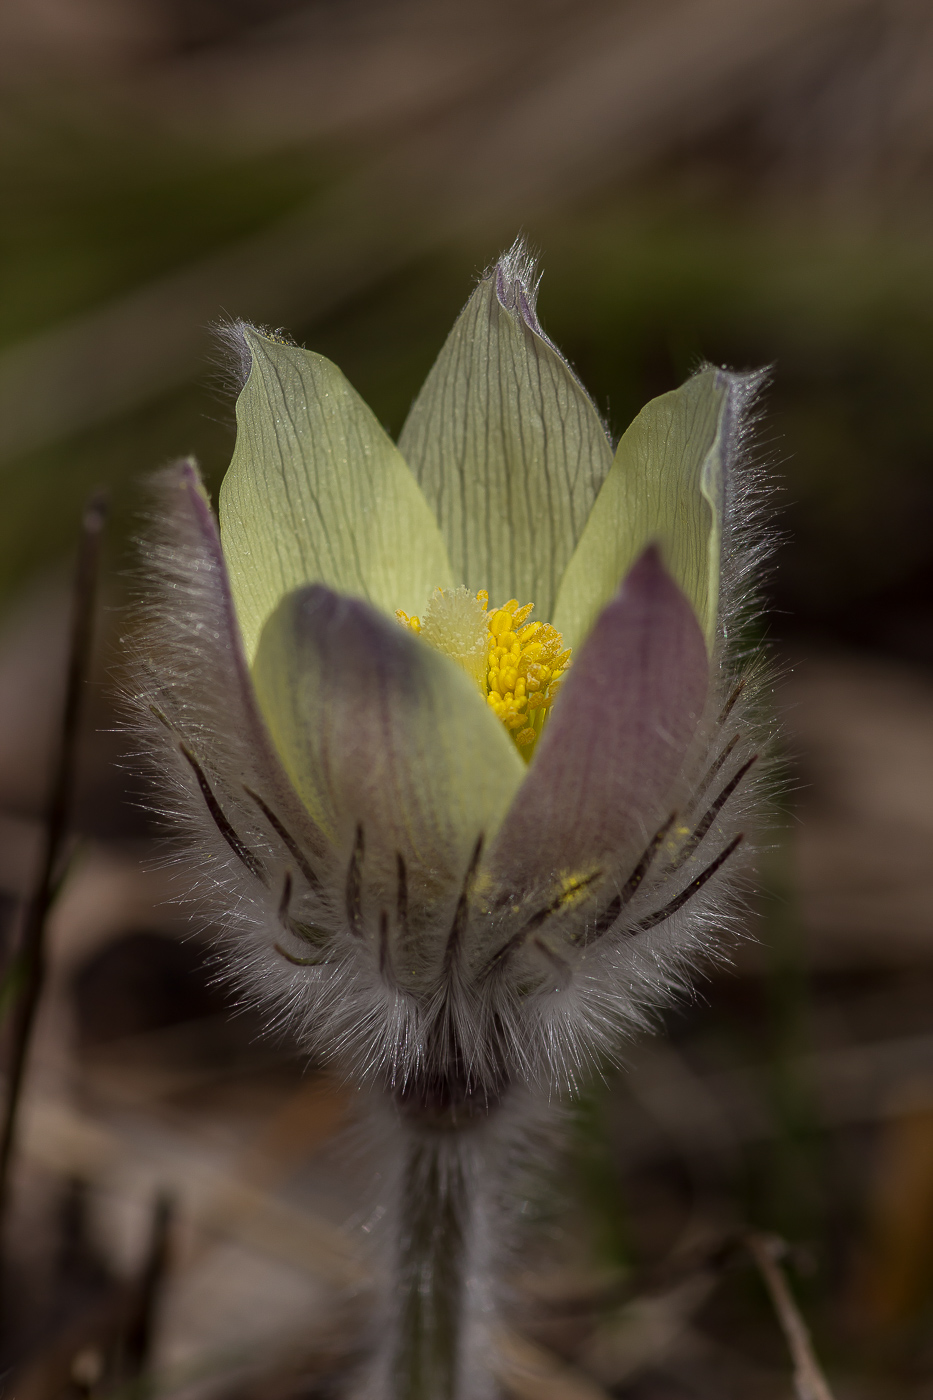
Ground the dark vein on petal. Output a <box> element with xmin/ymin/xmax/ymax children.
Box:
<box><xmin>273</xmin><ymin>942</ymin><xmax>329</xmax><ymax>967</ymax></box>
<box><xmin>277</xmin><ymin>868</ymin><xmax>293</xmax><ymax>924</ymax></box>
<box><xmin>618</xmin><ymin>813</ymin><xmax>678</xmax><ymax>906</ymax></box>
<box><xmin>396</xmin><ymin>853</ymin><xmax>409</xmax><ymax>937</ymax></box>
<box><xmin>180</xmin><ymin>744</ymin><xmax>265</xmax><ymax>883</ymax></box>
<box><xmin>345</xmin><ymin>824</ymin><xmax>365</xmax><ymax>938</ymax></box>
<box><xmin>289</xmin><ymin>919</ymin><xmax>330</xmax><ymax>945</ymax></box>
<box><xmin>671</xmin><ymin>756</ymin><xmax>757</xmax><ymax>872</ymax></box>
<box><xmin>244</xmin><ymin>785</ymin><xmax>323</xmax><ymax>893</ymax></box>
<box><xmin>633</xmin><ymin>834</ymin><xmax>744</xmax><ymax>933</ymax></box>
<box><xmin>581</xmin><ymin>892</ymin><xmax>623</xmax><ymax>946</ymax></box>
<box><xmin>718</xmin><ymin>679</ymin><xmax>745</xmax><ymax>726</ymax></box>
<box><xmin>480</xmin><ymin>868</ymin><xmax>603</xmax><ymax>977</ymax></box>
<box><xmin>148</xmin><ymin>703</ymin><xmax>173</xmax><ymax>732</ymax></box>
<box><xmin>580</xmin><ymin>811</ymin><xmax>705</xmax><ymax>947</ymax></box>
<box><xmin>379</xmin><ymin>909</ymin><xmax>393</xmax><ymax>985</ymax></box>
<box><xmin>273</xmin><ymin>855</ymin><xmax>330</xmax><ymax>955</ymax></box>
<box><xmin>687</xmin><ymin>734</ymin><xmax>740</xmax><ymax>813</ymax></box>
<box><xmin>444</xmin><ymin>834</ymin><xmax>484</xmax><ymax>979</ymax></box>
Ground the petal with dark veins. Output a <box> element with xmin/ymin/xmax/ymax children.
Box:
<box><xmin>486</xmin><ymin>547</ymin><xmax>710</xmax><ymax>901</ymax></box>
<box><xmin>136</xmin><ymin>458</ymin><xmax>331</xmax><ymax>881</ymax></box>
<box><xmin>252</xmin><ymin>585</ymin><xmax>525</xmax><ymax>951</ymax></box>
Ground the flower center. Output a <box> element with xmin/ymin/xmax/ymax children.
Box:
<box><xmin>397</xmin><ymin>587</ymin><xmax>571</xmax><ymax>759</ymax></box>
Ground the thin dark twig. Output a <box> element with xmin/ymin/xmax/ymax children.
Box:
<box><xmin>0</xmin><ymin>494</ymin><xmax>107</xmax><ymax>1234</ymax></box>
<box><xmin>746</xmin><ymin>1233</ymin><xmax>836</xmax><ymax>1400</ymax></box>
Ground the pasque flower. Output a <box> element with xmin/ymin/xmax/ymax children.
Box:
<box><xmin>131</xmin><ymin>244</ymin><xmax>766</xmax><ymax>1400</ymax></box>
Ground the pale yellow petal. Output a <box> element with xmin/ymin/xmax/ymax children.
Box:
<box><xmin>552</xmin><ymin>368</ymin><xmax>740</xmax><ymax>653</ymax></box>
<box><xmin>220</xmin><ymin>328</ymin><xmax>452</xmax><ymax>663</ymax></box>
<box><xmin>398</xmin><ymin>251</ymin><xmax>612</xmax><ymax>619</ymax></box>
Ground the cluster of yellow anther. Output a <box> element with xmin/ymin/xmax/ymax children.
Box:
<box><xmin>397</xmin><ymin>588</ymin><xmax>571</xmax><ymax>758</ymax></box>
<box><xmin>483</xmin><ymin>595</ymin><xmax>570</xmax><ymax>752</ymax></box>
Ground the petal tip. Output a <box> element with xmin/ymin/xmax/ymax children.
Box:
<box><xmin>618</xmin><ymin>543</ymin><xmax>709</xmax><ymax>650</ymax></box>
<box><xmin>491</xmin><ymin>237</ymin><xmax>544</xmax><ymax>334</ymax></box>
<box><xmin>154</xmin><ymin>456</ymin><xmax>203</xmax><ymax>503</ymax></box>
<box><xmin>291</xmin><ymin>582</ymin><xmax>369</xmax><ymax>639</ymax></box>
<box><xmin>177</xmin><ymin>455</ymin><xmax>200</xmax><ymax>486</ymax></box>
<box><xmin>216</xmin><ymin>319</ymin><xmax>300</xmax><ymax>392</ymax></box>
<box><xmin>212</xmin><ymin>318</ymin><xmax>255</xmax><ymax>392</ymax></box>
<box><xmin>619</xmin><ymin>541</ymin><xmax>674</xmax><ymax>599</ymax></box>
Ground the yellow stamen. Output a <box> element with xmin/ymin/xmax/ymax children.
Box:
<box><xmin>396</xmin><ymin>609</ymin><xmax>422</xmax><ymax>633</ymax></box>
<box><xmin>484</xmin><ymin>599</ymin><xmax>570</xmax><ymax>758</ymax></box>
<box><xmin>398</xmin><ymin>587</ymin><xmax>572</xmax><ymax>761</ymax></box>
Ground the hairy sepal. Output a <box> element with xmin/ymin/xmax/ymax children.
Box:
<box><xmin>124</xmin><ymin>462</ymin><xmax>441</xmax><ymax>1090</ymax></box>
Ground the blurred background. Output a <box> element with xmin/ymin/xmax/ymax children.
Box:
<box><xmin>2</xmin><ymin>0</ymin><xmax>933</xmax><ymax>1396</ymax></box>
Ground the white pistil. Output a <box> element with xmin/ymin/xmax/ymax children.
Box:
<box><xmin>409</xmin><ymin>585</ymin><xmax>489</xmax><ymax>691</ymax></box>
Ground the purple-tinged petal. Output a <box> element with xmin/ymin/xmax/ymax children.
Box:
<box><xmin>486</xmin><ymin>547</ymin><xmax>710</xmax><ymax>896</ymax></box>
<box><xmin>252</xmin><ymin>586</ymin><xmax>524</xmax><ymax>964</ymax></box>
<box><xmin>131</xmin><ymin>460</ymin><xmax>330</xmax><ymax>881</ymax></box>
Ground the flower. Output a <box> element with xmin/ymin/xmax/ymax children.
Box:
<box><xmin>130</xmin><ymin>243</ymin><xmax>765</xmax><ymax>1109</ymax></box>
<box><xmin>130</xmin><ymin>244</ymin><xmax>771</xmax><ymax>1400</ymax></box>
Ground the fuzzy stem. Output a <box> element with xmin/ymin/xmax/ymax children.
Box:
<box><xmin>391</xmin><ymin>1125</ymin><xmax>472</xmax><ymax>1400</ymax></box>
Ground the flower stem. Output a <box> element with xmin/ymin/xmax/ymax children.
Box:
<box><xmin>391</xmin><ymin>1126</ymin><xmax>472</xmax><ymax>1400</ymax></box>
